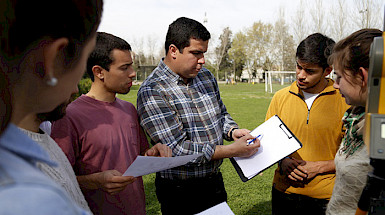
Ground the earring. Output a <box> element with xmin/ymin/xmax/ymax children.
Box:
<box><xmin>46</xmin><ymin>77</ymin><xmax>58</xmax><ymax>87</ymax></box>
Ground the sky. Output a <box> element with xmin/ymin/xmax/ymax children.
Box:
<box><xmin>98</xmin><ymin>0</ymin><xmax>385</xmax><ymax>54</ymax></box>
<box><xmin>98</xmin><ymin>0</ymin><xmax>305</xmax><ymax>53</ymax></box>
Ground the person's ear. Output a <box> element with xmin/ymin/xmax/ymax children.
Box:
<box><xmin>324</xmin><ymin>67</ymin><xmax>332</xmax><ymax>77</ymax></box>
<box><xmin>360</xmin><ymin>67</ymin><xmax>368</xmax><ymax>88</ymax></box>
<box><xmin>169</xmin><ymin>44</ymin><xmax>178</xmax><ymax>59</ymax></box>
<box><xmin>92</xmin><ymin>65</ymin><xmax>104</xmax><ymax>81</ymax></box>
<box><xmin>43</xmin><ymin>38</ymin><xmax>69</xmax><ymax>86</ymax></box>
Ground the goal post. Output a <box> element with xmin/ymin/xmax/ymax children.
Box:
<box><xmin>265</xmin><ymin>71</ymin><xmax>296</xmax><ymax>93</ymax></box>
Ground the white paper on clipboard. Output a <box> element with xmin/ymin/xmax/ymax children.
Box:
<box><xmin>230</xmin><ymin>115</ymin><xmax>302</xmax><ymax>182</ymax></box>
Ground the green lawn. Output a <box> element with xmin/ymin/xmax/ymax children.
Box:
<box><xmin>117</xmin><ymin>82</ymin><xmax>289</xmax><ymax>215</ymax></box>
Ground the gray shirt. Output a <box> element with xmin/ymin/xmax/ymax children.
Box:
<box><xmin>19</xmin><ymin>127</ymin><xmax>91</xmax><ymax>213</ymax></box>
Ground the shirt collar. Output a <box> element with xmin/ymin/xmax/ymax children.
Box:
<box><xmin>290</xmin><ymin>78</ymin><xmax>336</xmax><ymax>97</ymax></box>
<box><xmin>158</xmin><ymin>59</ymin><xmax>191</xmax><ymax>85</ymax></box>
<box><xmin>0</xmin><ymin>123</ymin><xmax>56</xmax><ymax>166</ymax></box>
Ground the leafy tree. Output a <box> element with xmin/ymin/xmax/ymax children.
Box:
<box><xmin>214</xmin><ymin>27</ymin><xmax>232</xmax><ymax>81</ymax></box>
<box><xmin>263</xmin><ymin>57</ymin><xmax>274</xmax><ymax>71</ymax></box>
<box><xmin>74</xmin><ymin>78</ymin><xmax>92</xmax><ymax>99</ymax></box>
<box><xmin>229</xmin><ymin>22</ymin><xmax>274</xmax><ymax>81</ymax></box>
<box><xmin>282</xmin><ymin>35</ymin><xmax>296</xmax><ymax>71</ymax></box>
<box><xmin>245</xmin><ymin>21</ymin><xmax>274</xmax><ymax>81</ymax></box>
<box><xmin>220</xmin><ymin>50</ymin><xmax>234</xmax><ymax>81</ymax></box>
<box><xmin>228</xmin><ymin>31</ymin><xmax>247</xmax><ymax>80</ymax></box>
<box><xmin>272</xmin><ymin>8</ymin><xmax>296</xmax><ymax>71</ymax></box>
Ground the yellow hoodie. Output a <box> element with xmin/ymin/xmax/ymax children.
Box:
<box><xmin>266</xmin><ymin>79</ymin><xmax>350</xmax><ymax>199</ymax></box>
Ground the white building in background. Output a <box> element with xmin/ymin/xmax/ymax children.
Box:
<box><xmin>240</xmin><ymin>68</ymin><xmax>265</xmax><ymax>83</ymax></box>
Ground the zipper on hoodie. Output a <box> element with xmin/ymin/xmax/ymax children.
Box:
<box><xmin>291</xmin><ymin>81</ymin><xmax>332</xmax><ymax>125</ymax></box>
<box><xmin>290</xmin><ymin>91</ymin><xmax>327</xmax><ymax>125</ymax></box>
<box><xmin>305</xmin><ymin>92</ymin><xmax>328</xmax><ymax>124</ymax></box>
<box><xmin>299</xmin><ymin>95</ymin><xmax>311</xmax><ymax>125</ymax></box>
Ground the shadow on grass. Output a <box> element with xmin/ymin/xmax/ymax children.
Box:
<box><xmin>244</xmin><ymin>200</ymin><xmax>272</xmax><ymax>215</ymax></box>
<box><xmin>143</xmin><ymin>173</ymin><xmax>161</xmax><ymax>215</ymax></box>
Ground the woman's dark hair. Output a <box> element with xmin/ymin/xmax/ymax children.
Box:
<box><xmin>0</xmin><ymin>0</ymin><xmax>103</xmax><ymax>67</ymax></box>
<box><xmin>328</xmin><ymin>28</ymin><xmax>382</xmax><ymax>84</ymax></box>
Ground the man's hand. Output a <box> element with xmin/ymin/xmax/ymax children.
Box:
<box><xmin>78</xmin><ymin>170</ymin><xmax>137</xmax><ymax>195</ymax></box>
<box><xmin>297</xmin><ymin>160</ymin><xmax>335</xmax><ymax>180</ymax></box>
<box><xmin>144</xmin><ymin>143</ymin><xmax>172</xmax><ymax>157</ymax></box>
<box><xmin>232</xmin><ymin>128</ymin><xmax>251</xmax><ymax>140</ymax></box>
<box><xmin>296</xmin><ymin>161</ymin><xmax>319</xmax><ymax>180</ymax></box>
<box><xmin>280</xmin><ymin>157</ymin><xmax>307</xmax><ymax>181</ymax></box>
<box><xmin>97</xmin><ymin>170</ymin><xmax>137</xmax><ymax>195</ymax></box>
<box><xmin>281</xmin><ymin>158</ymin><xmax>335</xmax><ymax>182</ymax></box>
<box><xmin>228</xmin><ymin>134</ymin><xmax>260</xmax><ymax>158</ymax></box>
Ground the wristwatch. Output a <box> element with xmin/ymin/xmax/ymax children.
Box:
<box><xmin>229</xmin><ymin>127</ymin><xmax>238</xmax><ymax>140</ymax></box>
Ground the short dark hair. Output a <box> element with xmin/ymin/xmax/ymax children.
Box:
<box><xmin>0</xmin><ymin>0</ymin><xmax>103</xmax><ymax>68</ymax></box>
<box><xmin>165</xmin><ymin>17</ymin><xmax>211</xmax><ymax>55</ymax></box>
<box><xmin>86</xmin><ymin>32</ymin><xmax>132</xmax><ymax>81</ymax></box>
<box><xmin>296</xmin><ymin>33</ymin><xmax>335</xmax><ymax>70</ymax></box>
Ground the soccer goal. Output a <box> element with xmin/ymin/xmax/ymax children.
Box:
<box><xmin>265</xmin><ymin>71</ymin><xmax>296</xmax><ymax>93</ymax></box>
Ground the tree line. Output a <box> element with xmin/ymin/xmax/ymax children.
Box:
<box><xmin>130</xmin><ymin>0</ymin><xmax>384</xmax><ymax>82</ymax></box>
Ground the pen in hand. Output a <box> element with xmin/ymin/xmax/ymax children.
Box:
<box><xmin>248</xmin><ymin>134</ymin><xmax>263</xmax><ymax>145</ymax></box>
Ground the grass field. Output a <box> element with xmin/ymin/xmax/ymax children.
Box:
<box><xmin>117</xmin><ymin>82</ymin><xmax>289</xmax><ymax>215</ymax></box>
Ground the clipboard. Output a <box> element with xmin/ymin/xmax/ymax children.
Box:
<box><xmin>230</xmin><ymin>115</ymin><xmax>302</xmax><ymax>182</ymax></box>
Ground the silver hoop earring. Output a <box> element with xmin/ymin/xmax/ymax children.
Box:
<box><xmin>46</xmin><ymin>77</ymin><xmax>58</xmax><ymax>87</ymax></box>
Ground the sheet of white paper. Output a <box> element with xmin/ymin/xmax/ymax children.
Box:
<box><xmin>234</xmin><ymin>115</ymin><xmax>302</xmax><ymax>179</ymax></box>
<box><xmin>195</xmin><ymin>202</ymin><xmax>234</xmax><ymax>215</ymax></box>
<box><xmin>123</xmin><ymin>154</ymin><xmax>202</xmax><ymax>177</ymax></box>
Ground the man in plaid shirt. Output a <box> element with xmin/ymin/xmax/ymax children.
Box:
<box><xmin>137</xmin><ymin>17</ymin><xmax>260</xmax><ymax>215</ymax></box>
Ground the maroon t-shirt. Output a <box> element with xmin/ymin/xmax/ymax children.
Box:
<box><xmin>51</xmin><ymin>95</ymin><xmax>149</xmax><ymax>215</ymax></box>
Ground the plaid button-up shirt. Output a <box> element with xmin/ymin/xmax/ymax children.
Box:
<box><xmin>137</xmin><ymin>59</ymin><xmax>238</xmax><ymax>179</ymax></box>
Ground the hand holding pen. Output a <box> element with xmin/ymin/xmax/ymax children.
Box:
<box><xmin>231</xmin><ymin>128</ymin><xmax>252</xmax><ymax>140</ymax></box>
<box><xmin>228</xmin><ymin>133</ymin><xmax>260</xmax><ymax>158</ymax></box>
<box><xmin>248</xmin><ymin>134</ymin><xmax>263</xmax><ymax>145</ymax></box>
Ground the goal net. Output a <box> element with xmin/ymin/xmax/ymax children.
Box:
<box><xmin>265</xmin><ymin>71</ymin><xmax>296</xmax><ymax>93</ymax></box>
